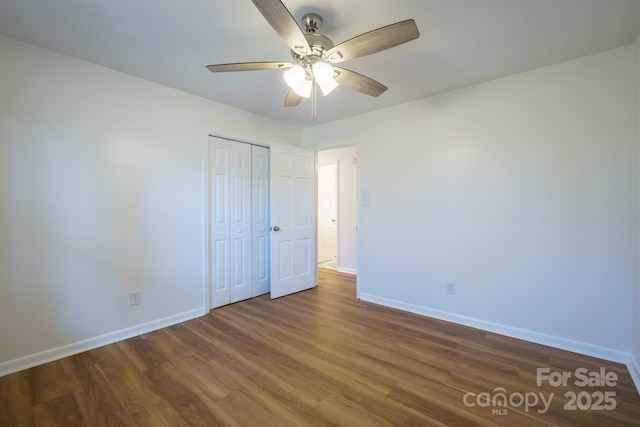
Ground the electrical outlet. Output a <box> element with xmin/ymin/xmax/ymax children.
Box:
<box><xmin>129</xmin><ymin>291</ymin><xmax>141</xmax><ymax>306</ymax></box>
<box><xmin>446</xmin><ymin>282</ymin><xmax>456</xmax><ymax>295</ymax></box>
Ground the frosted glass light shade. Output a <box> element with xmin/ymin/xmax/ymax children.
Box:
<box><xmin>312</xmin><ymin>61</ymin><xmax>338</xmax><ymax>95</ymax></box>
<box><xmin>318</xmin><ymin>78</ymin><xmax>338</xmax><ymax>96</ymax></box>
<box><xmin>312</xmin><ymin>61</ymin><xmax>333</xmax><ymax>81</ymax></box>
<box><xmin>284</xmin><ymin>65</ymin><xmax>304</xmax><ymax>88</ymax></box>
<box><xmin>293</xmin><ymin>79</ymin><xmax>311</xmax><ymax>98</ymax></box>
<box><xmin>284</xmin><ymin>65</ymin><xmax>311</xmax><ymax>98</ymax></box>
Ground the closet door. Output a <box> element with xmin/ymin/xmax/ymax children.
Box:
<box><xmin>252</xmin><ymin>145</ymin><xmax>270</xmax><ymax>296</ymax></box>
<box><xmin>210</xmin><ymin>137</ymin><xmax>252</xmax><ymax>309</ymax></box>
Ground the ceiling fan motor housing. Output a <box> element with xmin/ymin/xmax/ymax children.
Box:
<box><xmin>304</xmin><ymin>34</ymin><xmax>334</xmax><ymax>55</ymax></box>
<box><xmin>302</xmin><ymin>13</ymin><xmax>323</xmax><ymax>33</ymax></box>
<box><xmin>288</xmin><ymin>14</ymin><xmax>336</xmax><ymax>64</ymax></box>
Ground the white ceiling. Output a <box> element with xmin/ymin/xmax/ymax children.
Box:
<box><xmin>1</xmin><ymin>0</ymin><xmax>639</xmax><ymax>128</ymax></box>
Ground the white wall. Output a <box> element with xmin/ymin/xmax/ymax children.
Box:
<box><xmin>305</xmin><ymin>46</ymin><xmax>637</xmax><ymax>361</ymax></box>
<box><xmin>317</xmin><ymin>146</ymin><xmax>358</xmax><ymax>274</ymax></box>
<box><xmin>2</xmin><ymin>31</ymin><xmax>638</xmax><ymax>379</ymax></box>
<box><xmin>632</xmin><ymin>33</ymin><xmax>640</xmax><ymax>387</ymax></box>
<box><xmin>0</xmin><ymin>35</ymin><xmax>302</xmax><ymax>374</ymax></box>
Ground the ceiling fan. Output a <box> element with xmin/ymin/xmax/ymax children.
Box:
<box><xmin>206</xmin><ymin>0</ymin><xmax>420</xmax><ymax>118</ymax></box>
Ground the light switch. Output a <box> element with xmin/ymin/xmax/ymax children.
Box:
<box><xmin>362</xmin><ymin>187</ymin><xmax>370</xmax><ymax>206</ymax></box>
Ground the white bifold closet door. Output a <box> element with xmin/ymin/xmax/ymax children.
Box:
<box><xmin>210</xmin><ymin>137</ymin><xmax>269</xmax><ymax>309</ymax></box>
<box><xmin>252</xmin><ymin>145</ymin><xmax>270</xmax><ymax>296</ymax></box>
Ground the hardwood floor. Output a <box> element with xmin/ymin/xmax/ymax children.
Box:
<box><xmin>2</xmin><ymin>269</ymin><xmax>639</xmax><ymax>426</ymax></box>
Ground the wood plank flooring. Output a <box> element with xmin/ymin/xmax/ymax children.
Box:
<box><xmin>2</xmin><ymin>269</ymin><xmax>639</xmax><ymax>426</ymax></box>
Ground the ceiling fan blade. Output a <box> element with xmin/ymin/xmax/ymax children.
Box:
<box><xmin>284</xmin><ymin>89</ymin><xmax>303</xmax><ymax>107</ymax></box>
<box><xmin>334</xmin><ymin>67</ymin><xmax>387</xmax><ymax>97</ymax></box>
<box><xmin>326</xmin><ymin>19</ymin><xmax>419</xmax><ymax>63</ymax></box>
<box><xmin>206</xmin><ymin>61</ymin><xmax>293</xmax><ymax>72</ymax></box>
<box><xmin>251</xmin><ymin>0</ymin><xmax>310</xmax><ymax>55</ymax></box>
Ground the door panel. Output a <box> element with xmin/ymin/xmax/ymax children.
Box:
<box><xmin>252</xmin><ymin>145</ymin><xmax>270</xmax><ymax>296</ymax></box>
<box><xmin>270</xmin><ymin>144</ymin><xmax>317</xmax><ymax>299</ymax></box>
<box><xmin>297</xmin><ymin>176</ymin><xmax>312</xmax><ymax>226</ymax></box>
<box><xmin>277</xmin><ymin>175</ymin><xmax>293</xmax><ymax>227</ymax></box>
<box><xmin>277</xmin><ymin>240</ymin><xmax>293</xmax><ymax>279</ymax></box>
<box><xmin>229</xmin><ymin>142</ymin><xmax>252</xmax><ymax>303</ymax></box>
<box><xmin>210</xmin><ymin>137</ymin><xmax>252</xmax><ymax>308</ymax></box>
<box><xmin>297</xmin><ymin>238</ymin><xmax>312</xmax><ymax>275</ymax></box>
<box><xmin>210</xmin><ymin>138</ymin><xmax>231</xmax><ymax>308</ymax></box>
<box><xmin>213</xmin><ymin>240</ymin><xmax>227</xmax><ymax>291</ymax></box>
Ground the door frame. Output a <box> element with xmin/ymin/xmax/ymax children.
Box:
<box><xmin>316</xmin><ymin>144</ymin><xmax>359</xmax><ymax>281</ymax></box>
<box><xmin>203</xmin><ymin>133</ymin><xmax>360</xmax><ymax>310</ymax></box>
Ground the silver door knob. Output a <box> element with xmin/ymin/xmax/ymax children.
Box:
<box><xmin>272</xmin><ymin>226</ymin><xmax>280</xmax><ymax>231</ymax></box>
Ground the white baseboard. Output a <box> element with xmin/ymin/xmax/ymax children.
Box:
<box><xmin>359</xmin><ymin>293</ymin><xmax>631</xmax><ymax>366</ymax></box>
<box><xmin>0</xmin><ymin>307</ymin><xmax>206</xmax><ymax>377</ymax></box>
<box><xmin>337</xmin><ymin>267</ymin><xmax>357</xmax><ymax>275</ymax></box>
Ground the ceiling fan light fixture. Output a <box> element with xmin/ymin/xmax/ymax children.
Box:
<box><xmin>284</xmin><ymin>65</ymin><xmax>311</xmax><ymax>97</ymax></box>
<box><xmin>312</xmin><ymin>61</ymin><xmax>333</xmax><ymax>81</ymax></box>
<box><xmin>312</xmin><ymin>61</ymin><xmax>338</xmax><ymax>95</ymax></box>
<box><xmin>207</xmin><ymin>1</ymin><xmax>420</xmax><ymax>121</ymax></box>
<box><xmin>294</xmin><ymin>79</ymin><xmax>312</xmax><ymax>98</ymax></box>
<box><xmin>283</xmin><ymin>65</ymin><xmax>305</xmax><ymax>88</ymax></box>
<box><xmin>317</xmin><ymin>76</ymin><xmax>338</xmax><ymax>96</ymax></box>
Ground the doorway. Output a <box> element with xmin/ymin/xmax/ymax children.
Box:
<box><xmin>316</xmin><ymin>146</ymin><xmax>358</xmax><ymax>275</ymax></box>
<box><xmin>317</xmin><ymin>163</ymin><xmax>337</xmax><ymax>268</ymax></box>
<box><xmin>206</xmin><ymin>136</ymin><xmax>317</xmax><ymax>309</ymax></box>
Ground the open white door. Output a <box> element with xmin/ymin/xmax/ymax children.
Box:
<box><xmin>270</xmin><ymin>143</ymin><xmax>317</xmax><ymax>299</ymax></box>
